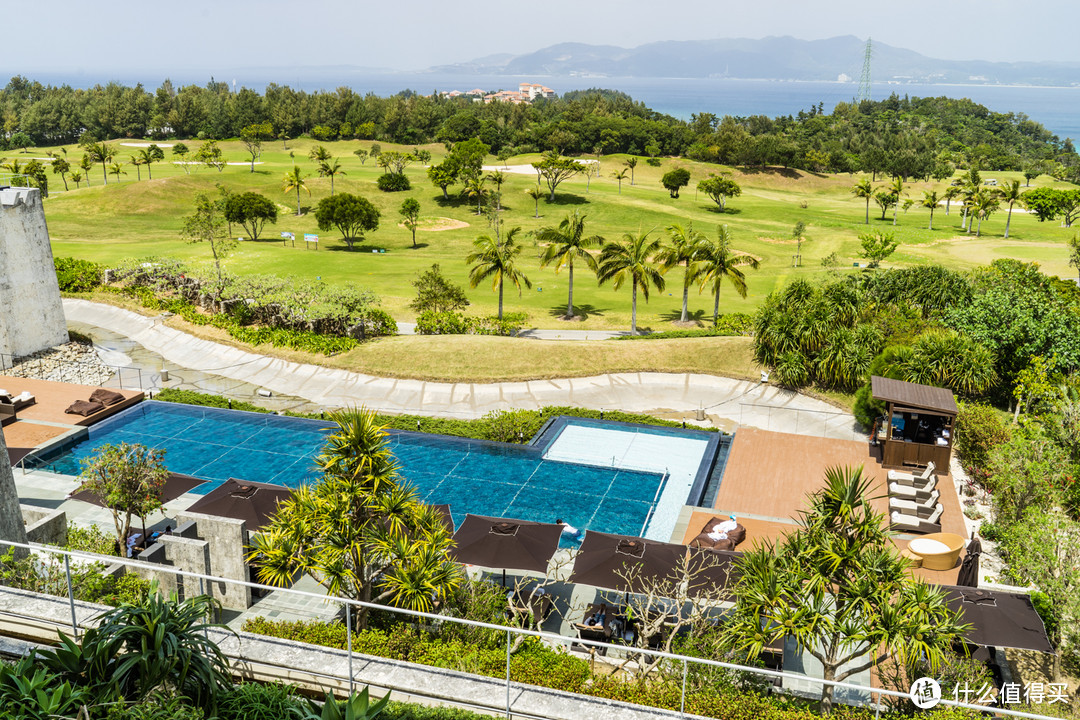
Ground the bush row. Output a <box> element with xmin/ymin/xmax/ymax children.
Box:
<box><xmin>54</xmin><ymin>257</ymin><xmax>105</xmax><ymax>293</ymax></box>
<box><xmin>154</xmin><ymin>388</ymin><xmax>273</xmax><ymax>414</ymax></box>
<box><xmin>616</xmin><ymin>313</ymin><xmax>755</xmax><ymax>340</ymax></box>
<box><xmin>415</xmin><ymin>310</ymin><xmax>526</xmax><ymax>336</ymax></box>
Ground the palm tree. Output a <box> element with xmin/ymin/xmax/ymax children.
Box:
<box><xmin>70</xmin><ymin>170</ymin><xmax>83</xmax><ymax>188</ymax></box>
<box><xmin>83</xmin><ymin>142</ymin><xmax>116</xmax><ymax>184</ymax></box>
<box><xmin>850</xmin><ymin>178</ymin><xmax>873</xmax><ymax>224</ymax></box>
<box><xmin>308</xmin><ymin>145</ymin><xmax>331</xmax><ymax>164</ymax></box>
<box><xmin>107</xmin><ymin>161</ymin><xmax>126</xmax><ymax>183</ymax></box>
<box><xmin>282</xmin><ymin>166</ymin><xmax>309</xmax><ymax>216</ymax></box>
<box><xmin>79</xmin><ymin>154</ymin><xmax>94</xmax><ymax>187</ymax></box>
<box><xmin>656</xmin><ymin>223</ymin><xmax>706</xmax><ymax>323</ymax></box>
<box><xmin>942</xmin><ymin>185</ymin><xmax>961</xmax><ymax>216</ymax></box>
<box><xmin>486</xmin><ymin>170</ymin><xmax>506</xmax><ymax>210</ymax></box>
<box><xmin>689</xmin><ymin>225</ymin><xmax>760</xmax><ymax>326</ymax></box>
<box><xmin>129</xmin><ymin>154</ymin><xmax>144</xmax><ymax>181</ymax></box>
<box><xmin>464</xmin><ymin>176</ymin><xmax>486</xmax><ymax>215</ymax></box>
<box><xmin>48</xmin><ymin>153</ymin><xmax>70</xmax><ymax>191</ymax></box>
<box><xmin>466</xmin><ymin>227</ymin><xmax>531</xmax><ymax>320</ymax></box>
<box><xmin>536</xmin><ymin>211</ymin><xmax>603</xmax><ymax>319</ymax></box>
<box><xmin>998</xmin><ymin>179</ymin><xmax>1023</xmax><ymax>238</ymax></box>
<box><xmin>959</xmin><ymin>171</ymin><xmax>980</xmax><ymax>231</ymax></box>
<box><xmin>138</xmin><ymin>146</ymin><xmax>163</xmax><ymax>179</ymax></box>
<box><xmin>525</xmin><ymin>186</ymin><xmax>543</xmax><ymax>219</ymax></box>
<box><xmin>920</xmin><ymin>190</ymin><xmax>941</xmax><ymax>230</ymax></box>
<box><xmin>318</xmin><ymin>159</ymin><xmax>345</xmax><ymax>195</ymax></box>
<box><xmin>597</xmin><ymin>231</ymin><xmax>666</xmax><ymax>334</ymax></box>
<box><xmin>971</xmin><ymin>189</ymin><xmax>1000</xmax><ymax>237</ymax></box>
<box><xmin>888</xmin><ymin>177</ymin><xmax>904</xmax><ymax>226</ymax></box>
<box><xmin>611</xmin><ymin>169</ymin><xmax>628</xmax><ymax>193</ymax></box>
<box><xmin>624</xmin><ymin>157</ymin><xmax>638</xmax><ymax>185</ymax></box>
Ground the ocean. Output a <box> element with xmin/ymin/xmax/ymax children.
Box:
<box><xmin>26</xmin><ymin>70</ymin><xmax>1080</xmax><ymax>140</ymax></box>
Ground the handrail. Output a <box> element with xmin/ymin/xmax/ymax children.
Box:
<box><xmin>0</xmin><ymin>538</ymin><xmax>1063</xmax><ymax>720</ymax></box>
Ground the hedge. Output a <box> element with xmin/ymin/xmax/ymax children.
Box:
<box><xmin>616</xmin><ymin>313</ymin><xmax>754</xmax><ymax>339</ymax></box>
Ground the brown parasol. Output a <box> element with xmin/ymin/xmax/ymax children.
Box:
<box><xmin>450</xmin><ymin>514</ymin><xmax>562</xmax><ymax>585</ymax></box>
<box><xmin>183</xmin><ymin>478</ymin><xmax>293</xmax><ymax>532</ymax></box>
<box><xmin>942</xmin><ymin>585</ymin><xmax>1053</xmax><ymax>653</ymax></box>
<box><xmin>569</xmin><ymin>530</ymin><xmax>688</xmax><ymax>594</ymax></box>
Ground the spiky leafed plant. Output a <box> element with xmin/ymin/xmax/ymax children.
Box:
<box><xmin>942</xmin><ymin>185</ymin><xmax>961</xmax><ymax>216</ymax></box>
<box><xmin>998</xmin><ymin>179</ymin><xmax>1023</xmax><ymax>238</ymax></box>
<box><xmin>850</xmin><ymin>178</ymin><xmax>873</xmax><ymax>224</ymax></box>
<box><xmin>597</xmin><ymin>230</ymin><xmax>666</xmax><ymax>334</ymax></box>
<box><xmin>466</xmin><ymin>227</ymin><xmax>531</xmax><ymax>320</ymax></box>
<box><xmin>921</xmin><ymin>190</ymin><xmax>940</xmax><ymax>230</ymax></box>
<box><xmin>657</xmin><ymin>222</ymin><xmax>706</xmax><ymax>323</ymax></box>
<box><xmin>282</xmin><ymin>165</ymin><xmax>309</xmax><ymax>216</ymax></box>
<box><xmin>248</xmin><ymin>409</ymin><xmax>461</xmax><ymax>628</ymax></box>
<box><xmin>723</xmin><ymin>466</ymin><xmax>971</xmax><ymax>714</ymax></box>
<box><xmin>535</xmin><ymin>211</ymin><xmax>603</xmax><ymax>319</ymax></box>
<box><xmin>888</xmin><ymin>176</ymin><xmax>904</xmax><ymax>226</ymax></box>
<box><xmin>318</xmin><ymin>158</ymin><xmax>346</xmax><ymax>195</ymax></box>
<box><xmin>687</xmin><ymin>224</ymin><xmax>759</xmax><ymax>326</ymax></box>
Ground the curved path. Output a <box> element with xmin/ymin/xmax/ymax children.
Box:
<box><xmin>63</xmin><ymin>299</ymin><xmax>859</xmax><ymax>438</ymax></box>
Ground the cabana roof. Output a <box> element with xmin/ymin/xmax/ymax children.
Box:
<box><xmin>871</xmin><ymin>376</ymin><xmax>958</xmax><ymax>416</ymax></box>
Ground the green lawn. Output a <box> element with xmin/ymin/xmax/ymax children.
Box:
<box><xmin>26</xmin><ymin>137</ymin><xmax>1080</xmax><ymax>330</ymax></box>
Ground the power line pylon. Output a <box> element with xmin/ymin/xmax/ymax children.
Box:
<box><xmin>857</xmin><ymin>38</ymin><xmax>873</xmax><ymax>104</ymax></box>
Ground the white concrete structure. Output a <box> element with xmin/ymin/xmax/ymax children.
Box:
<box><xmin>0</xmin><ymin>187</ymin><xmax>68</xmax><ymax>360</ymax></box>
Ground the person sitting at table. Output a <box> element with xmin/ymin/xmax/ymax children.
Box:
<box><xmin>585</xmin><ymin>602</ymin><xmax>607</xmax><ymax>627</ymax></box>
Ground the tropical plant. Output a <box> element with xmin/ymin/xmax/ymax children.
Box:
<box><xmin>873</xmin><ymin>190</ymin><xmax>897</xmax><ymax>220</ymax></box>
<box><xmin>223</xmin><ymin>191</ymin><xmax>278</xmax><ymax>241</ymax></box>
<box><xmin>318</xmin><ymin>158</ymin><xmax>346</xmax><ymax>195</ymax></box>
<box><xmin>850</xmin><ymin>178</ymin><xmax>873</xmax><ymax>224</ymax></box>
<box><xmin>1069</xmin><ymin>232</ymin><xmax>1080</xmax><ymax>281</ymax></box>
<box><xmin>722</xmin><ymin>466</ymin><xmax>970</xmax><ymax>713</ymax></box>
<box><xmin>107</xmin><ymin>161</ymin><xmax>127</xmax><ymax>183</ymax></box>
<box><xmin>466</xmin><ymin>227</ymin><xmax>531</xmax><ymax>320</ymax></box>
<box><xmin>408</xmin><ymin>263</ymin><xmax>469</xmax><ymax>314</ymax></box>
<box><xmin>597</xmin><ymin>231</ymin><xmax>666</xmax><ymax>333</ymax></box>
<box><xmin>78</xmin><ymin>443</ymin><xmax>168</xmax><ymax>550</ymax></box>
<box><xmin>887</xmin><ymin>176</ymin><xmax>904</xmax><ymax>225</ymax></box>
<box><xmin>696</xmin><ymin>173</ymin><xmax>741</xmax><ymax>211</ymax></box>
<box><xmin>0</xmin><ymin>657</ymin><xmax>91</xmax><ymax>720</ymax></box>
<box><xmin>81</xmin><ymin>140</ymin><xmax>116</xmax><ymax>184</ymax></box>
<box><xmin>49</xmin><ymin>152</ymin><xmax>71</xmax><ymax>190</ymax></box>
<box><xmin>315</xmin><ymin>193</ymin><xmax>381</xmax><ymax>251</ymax></box>
<box><xmin>920</xmin><ymin>190</ymin><xmax>940</xmax><ymax>230</ymax></box>
<box><xmin>525</xmin><ymin>185</ymin><xmax>543</xmax><ymax>218</ymax></box>
<box><xmin>624</xmin><ymin>156</ymin><xmax>638</xmax><ymax>185</ymax></box>
<box><xmin>661</xmin><ymin>168</ymin><xmax>691</xmax><ymax>198</ymax></box>
<box><xmin>78</xmin><ymin>153</ymin><xmax>94</xmax><ymax>185</ymax></box>
<box><xmin>486</xmin><ymin>170</ymin><xmax>505</xmax><ymax>209</ymax></box>
<box><xmin>656</xmin><ymin>223</ymin><xmax>706</xmax><ymax>323</ymax></box>
<box><xmin>464</xmin><ymin>175</ymin><xmax>486</xmax><ymax>214</ymax></box>
<box><xmin>309</xmin><ymin>145</ymin><xmax>332</xmax><ymax>164</ymax></box>
<box><xmin>70</xmin><ymin>170</ymin><xmax>83</xmax><ymax>188</ymax></box>
<box><xmin>611</xmin><ymin>168</ymin><xmax>628</xmax><ymax>193</ymax></box>
<box><xmin>535</xmin><ymin>211</ymin><xmax>603</xmax><ymax>319</ymax></box>
<box><xmin>998</xmin><ymin>179</ymin><xmax>1023</xmax><ymax>238</ymax></box>
<box><xmin>532</xmin><ymin>151</ymin><xmax>581</xmax><ymax>201</ymax></box>
<box><xmin>858</xmin><ymin>231</ymin><xmax>899</xmax><ymax>268</ymax></box>
<box><xmin>248</xmin><ymin>409</ymin><xmax>461</xmax><ymax>628</ymax></box>
<box><xmin>400</xmin><ymin>197</ymin><xmax>421</xmax><ymax>249</ymax></box>
<box><xmin>182</xmin><ymin>192</ymin><xmax>235</xmax><ymax>297</ymax></box>
<box><xmin>300</xmin><ymin>687</ymin><xmax>390</xmax><ymax>720</ymax></box>
<box><xmin>970</xmin><ymin>188</ymin><xmax>1000</xmax><ymax>237</ymax></box>
<box><xmin>689</xmin><ymin>225</ymin><xmax>760</xmax><ymax>326</ymax></box>
<box><xmin>942</xmin><ymin>185</ymin><xmax>961</xmax><ymax>216</ymax></box>
<box><xmin>282</xmin><ymin>165</ymin><xmax>309</xmax><ymax>216</ymax></box>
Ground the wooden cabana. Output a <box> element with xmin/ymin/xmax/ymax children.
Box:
<box><xmin>871</xmin><ymin>376</ymin><xmax>957</xmax><ymax>470</ymax></box>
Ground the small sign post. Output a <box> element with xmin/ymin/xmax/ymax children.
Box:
<box><xmin>304</xmin><ymin>233</ymin><xmax>319</xmax><ymax>250</ymax></box>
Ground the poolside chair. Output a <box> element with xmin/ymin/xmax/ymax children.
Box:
<box><xmin>889</xmin><ymin>490</ymin><xmax>941</xmax><ymax>518</ymax></box>
<box><xmin>890</xmin><ymin>504</ymin><xmax>944</xmax><ymax>535</ymax></box>
<box><xmin>888</xmin><ymin>462</ymin><xmax>936</xmax><ymax>485</ymax></box>
<box><xmin>0</xmin><ymin>403</ymin><xmax>15</xmax><ymax>427</ymax></box>
<box><xmin>1</xmin><ymin>390</ymin><xmax>36</xmax><ymax>411</ymax></box>
<box><xmin>889</xmin><ymin>476</ymin><xmax>937</xmax><ymax>500</ymax></box>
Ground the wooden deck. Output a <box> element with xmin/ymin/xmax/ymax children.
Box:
<box><xmin>1</xmin><ymin>375</ymin><xmax>144</xmax><ymax>465</ymax></box>
<box><xmin>680</xmin><ymin>428</ymin><xmax>967</xmax><ymax>584</ymax></box>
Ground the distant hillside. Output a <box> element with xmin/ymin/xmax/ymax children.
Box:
<box><xmin>428</xmin><ymin>36</ymin><xmax>1080</xmax><ymax>86</ymax></box>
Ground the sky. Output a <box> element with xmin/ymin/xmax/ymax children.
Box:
<box><xmin>8</xmin><ymin>0</ymin><xmax>1079</xmax><ymax>78</ymax></box>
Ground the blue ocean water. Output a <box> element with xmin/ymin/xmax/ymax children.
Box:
<box><xmin>30</xmin><ymin>401</ymin><xmax>672</xmax><ymax>538</ymax></box>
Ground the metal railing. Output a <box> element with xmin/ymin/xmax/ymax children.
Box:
<box><xmin>0</xmin><ymin>352</ymin><xmax>145</xmax><ymax>391</ymax></box>
<box><xmin>0</xmin><ymin>538</ymin><xmax>1063</xmax><ymax>720</ymax></box>
<box><xmin>737</xmin><ymin>403</ymin><xmax>865</xmax><ymax>442</ymax></box>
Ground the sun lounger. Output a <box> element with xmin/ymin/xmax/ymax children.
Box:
<box><xmin>0</xmin><ymin>403</ymin><xmax>15</xmax><ymax>427</ymax></box>
<box><xmin>0</xmin><ymin>389</ymin><xmax>35</xmax><ymax>411</ymax></box>
<box><xmin>891</xmin><ymin>504</ymin><xmax>944</xmax><ymax>535</ymax></box>
<box><xmin>89</xmin><ymin>388</ymin><xmax>126</xmax><ymax>406</ymax></box>
<box><xmin>889</xmin><ymin>477</ymin><xmax>937</xmax><ymax>500</ymax></box>
<box><xmin>889</xmin><ymin>490</ymin><xmax>940</xmax><ymax>518</ymax></box>
<box><xmin>65</xmin><ymin>399</ymin><xmax>106</xmax><ymax>417</ymax></box>
<box><xmin>888</xmin><ymin>462</ymin><xmax>936</xmax><ymax>485</ymax></box>
<box><xmin>688</xmin><ymin>516</ymin><xmax>746</xmax><ymax>552</ymax></box>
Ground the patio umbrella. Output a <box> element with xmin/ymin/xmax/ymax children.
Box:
<box><xmin>569</xmin><ymin>530</ymin><xmax>688</xmax><ymax>595</ymax></box>
<box><xmin>687</xmin><ymin>548</ymin><xmax>740</xmax><ymax>598</ymax></box>
<box><xmin>450</xmin><ymin>514</ymin><xmax>562</xmax><ymax>586</ymax></box>
<box><xmin>954</xmin><ymin>536</ymin><xmax>982</xmax><ymax>588</ymax></box>
<box><xmin>184</xmin><ymin>478</ymin><xmax>293</xmax><ymax>532</ymax></box>
<box><xmin>942</xmin><ymin>586</ymin><xmax>1053</xmax><ymax>653</ymax></box>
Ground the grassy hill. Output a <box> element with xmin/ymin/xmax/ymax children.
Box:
<box><xmin>27</xmin><ymin>137</ymin><xmax>1079</xmax><ymax>331</ymax></box>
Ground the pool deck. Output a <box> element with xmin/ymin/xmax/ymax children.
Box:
<box><xmin>1</xmin><ymin>375</ymin><xmax>144</xmax><ymax>465</ymax></box>
<box><xmin>680</xmin><ymin>427</ymin><xmax>967</xmax><ymax>584</ymax></box>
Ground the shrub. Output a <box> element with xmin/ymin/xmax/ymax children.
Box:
<box><xmin>155</xmin><ymin>388</ymin><xmax>273</xmax><ymax>413</ymax></box>
<box><xmin>616</xmin><ymin>314</ymin><xmax>754</xmax><ymax>340</ymax></box>
<box><xmin>66</xmin><ymin>523</ymin><xmax>119</xmax><ymax>555</ymax></box>
<box><xmin>978</xmin><ymin>520</ymin><xmax>1003</xmax><ymax>542</ymax></box>
<box><xmin>953</xmin><ymin>402</ymin><xmax>1011</xmax><ymax>483</ymax></box>
<box><xmin>1030</xmin><ymin>591</ymin><xmax>1059</xmax><ymax>648</ymax></box>
<box><xmin>54</xmin><ymin>257</ymin><xmax>103</xmax><ymax>292</ymax></box>
<box><xmin>481</xmin><ymin>409</ymin><xmax>543</xmax><ymax>443</ymax></box>
<box><xmin>377</xmin><ymin>173</ymin><xmax>411</xmax><ymax>192</ymax></box>
<box><xmin>218</xmin><ymin>682</ymin><xmax>302</xmax><ymax>720</ymax></box>
<box><xmin>414</xmin><ymin>311</ymin><xmax>523</xmax><ymax>337</ymax></box>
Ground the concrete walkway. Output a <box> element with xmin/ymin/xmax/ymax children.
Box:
<box><xmin>63</xmin><ymin>299</ymin><xmax>860</xmax><ymax>438</ymax></box>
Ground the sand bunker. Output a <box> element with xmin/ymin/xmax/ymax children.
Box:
<box><xmin>398</xmin><ymin>217</ymin><xmax>469</xmax><ymax>232</ymax></box>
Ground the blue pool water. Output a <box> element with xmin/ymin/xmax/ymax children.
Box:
<box><xmin>31</xmin><ymin>401</ymin><xmax>679</xmax><ymax>538</ymax></box>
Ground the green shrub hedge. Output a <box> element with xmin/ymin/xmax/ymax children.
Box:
<box><xmin>154</xmin><ymin>389</ymin><xmax>273</xmax><ymax>414</ymax></box>
<box><xmin>415</xmin><ymin>310</ymin><xmax>525</xmax><ymax>336</ymax></box>
<box><xmin>616</xmin><ymin>313</ymin><xmax>754</xmax><ymax>339</ymax></box>
<box><xmin>54</xmin><ymin>257</ymin><xmax>104</xmax><ymax>292</ymax></box>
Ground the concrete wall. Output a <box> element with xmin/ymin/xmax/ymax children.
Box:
<box><xmin>0</xmin><ymin>187</ymin><xmax>69</xmax><ymax>359</ymax></box>
<box><xmin>20</xmin><ymin>505</ymin><xmax>67</xmax><ymax>546</ymax></box>
<box><xmin>176</xmin><ymin>511</ymin><xmax>251</xmax><ymax>609</ymax></box>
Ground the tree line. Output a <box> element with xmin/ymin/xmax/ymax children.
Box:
<box><xmin>2</xmin><ymin>75</ymin><xmax>1077</xmax><ymax>181</ymax></box>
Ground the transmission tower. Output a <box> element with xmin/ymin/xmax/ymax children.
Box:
<box><xmin>857</xmin><ymin>38</ymin><xmax>873</xmax><ymax>103</ymax></box>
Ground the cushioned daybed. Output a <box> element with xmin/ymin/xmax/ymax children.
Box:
<box><xmin>688</xmin><ymin>516</ymin><xmax>746</xmax><ymax>552</ymax></box>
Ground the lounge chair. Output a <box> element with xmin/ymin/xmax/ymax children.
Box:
<box><xmin>89</xmin><ymin>388</ymin><xmax>125</xmax><ymax>406</ymax></box>
<box><xmin>0</xmin><ymin>403</ymin><xmax>15</xmax><ymax>427</ymax></box>
<box><xmin>688</xmin><ymin>516</ymin><xmax>746</xmax><ymax>552</ymax></box>
<box><xmin>889</xmin><ymin>490</ymin><xmax>941</xmax><ymax>518</ymax></box>
<box><xmin>65</xmin><ymin>399</ymin><xmax>105</xmax><ymax>417</ymax></box>
<box><xmin>891</xmin><ymin>504</ymin><xmax>944</xmax><ymax>535</ymax></box>
<box><xmin>888</xmin><ymin>462</ymin><xmax>936</xmax><ymax>485</ymax></box>
<box><xmin>889</xmin><ymin>476</ymin><xmax>937</xmax><ymax>500</ymax></box>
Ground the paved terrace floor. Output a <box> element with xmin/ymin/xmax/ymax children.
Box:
<box><xmin>63</xmin><ymin>299</ymin><xmax>857</xmax><ymax>436</ymax></box>
<box><xmin>681</xmin><ymin>428</ymin><xmax>970</xmax><ymax>584</ymax></box>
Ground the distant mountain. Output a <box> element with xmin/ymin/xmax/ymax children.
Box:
<box><xmin>428</xmin><ymin>36</ymin><xmax>1080</xmax><ymax>86</ymax></box>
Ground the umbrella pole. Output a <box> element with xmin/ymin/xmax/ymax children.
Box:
<box><xmin>502</xmin><ymin>569</ymin><xmax>506</xmax><ymax>587</ymax></box>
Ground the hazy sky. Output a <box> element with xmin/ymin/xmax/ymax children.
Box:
<box><xmin>10</xmin><ymin>0</ymin><xmax>1079</xmax><ymax>77</ymax></box>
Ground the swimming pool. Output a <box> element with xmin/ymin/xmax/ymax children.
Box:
<box><xmin>28</xmin><ymin>401</ymin><xmax>724</xmax><ymax>541</ymax></box>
